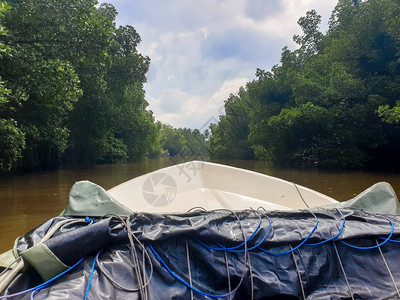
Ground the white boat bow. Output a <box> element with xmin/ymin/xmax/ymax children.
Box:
<box><xmin>107</xmin><ymin>160</ymin><xmax>338</xmax><ymax>213</ymax></box>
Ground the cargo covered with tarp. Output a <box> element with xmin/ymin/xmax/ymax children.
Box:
<box><xmin>1</xmin><ymin>181</ymin><xmax>400</xmax><ymax>299</ymax></box>
<box><xmin>1</xmin><ymin>208</ymin><xmax>400</xmax><ymax>299</ymax></box>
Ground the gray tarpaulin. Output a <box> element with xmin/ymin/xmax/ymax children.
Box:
<box><xmin>2</xmin><ymin>182</ymin><xmax>400</xmax><ymax>299</ymax></box>
<box><xmin>1</xmin><ymin>208</ymin><xmax>400</xmax><ymax>299</ymax></box>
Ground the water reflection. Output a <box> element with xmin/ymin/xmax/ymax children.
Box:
<box><xmin>1</xmin><ymin>157</ymin><xmax>400</xmax><ymax>253</ymax></box>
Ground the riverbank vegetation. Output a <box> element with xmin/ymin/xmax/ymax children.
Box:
<box><xmin>0</xmin><ymin>0</ymin><xmax>158</xmax><ymax>171</ymax></box>
<box><xmin>208</xmin><ymin>0</ymin><xmax>400</xmax><ymax>169</ymax></box>
<box><xmin>1</xmin><ymin>0</ymin><xmax>399</xmax><ymax>173</ymax></box>
<box><xmin>149</xmin><ymin>123</ymin><xmax>208</xmax><ymax>158</ymax></box>
<box><xmin>0</xmin><ymin>0</ymin><xmax>209</xmax><ymax>173</ymax></box>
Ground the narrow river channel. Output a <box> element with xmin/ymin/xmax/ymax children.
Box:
<box><xmin>1</xmin><ymin>157</ymin><xmax>400</xmax><ymax>253</ymax></box>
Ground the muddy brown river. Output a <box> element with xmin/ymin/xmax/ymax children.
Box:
<box><xmin>1</xmin><ymin>158</ymin><xmax>400</xmax><ymax>253</ymax></box>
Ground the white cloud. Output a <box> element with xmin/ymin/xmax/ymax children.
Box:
<box><xmin>148</xmin><ymin>77</ymin><xmax>249</xmax><ymax>129</ymax></box>
<box><xmin>104</xmin><ymin>0</ymin><xmax>338</xmax><ymax>128</ymax></box>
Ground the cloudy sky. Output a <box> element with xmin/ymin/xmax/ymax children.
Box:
<box><xmin>106</xmin><ymin>0</ymin><xmax>338</xmax><ymax>129</ymax></box>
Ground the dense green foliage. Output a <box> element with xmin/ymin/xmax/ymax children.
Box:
<box><xmin>1</xmin><ymin>0</ymin><xmax>399</xmax><ymax>172</ymax></box>
<box><xmin>154</xmin><ymin>122</ymin><xmax>208</xmax><ymax>158</ymax></box>
<box><xmin>208</xmin><ymin>91</ymin><xmax>254</xmax><ymax>159</ymax></box>
<box><xmin>0</xmin><ymin>0</ymin><xmax>157</xmax><ymax>171</ymax></box>
<box><xmin>0</xmin><ymin>1</ymin><xmax>25</xmax><ymax>171</ymax></box>
<box><xmin>208</xmin><ymin>0</ymin><xmax>400</xmax><ymax>169</ymax></box>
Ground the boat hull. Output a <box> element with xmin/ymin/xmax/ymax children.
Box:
<box><xmin>108</xmin><ymin>161</ymin><xmax>337</xmax><ymax>213</ymax></box>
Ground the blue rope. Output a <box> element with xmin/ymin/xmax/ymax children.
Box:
<box><xmin>85</xmin><ymin>217</ymin><xmax>95</xmax><ymax>224</ymax></box>
<box><xmin>305</xmin><ymin>217</ymin><xmax>346</xmax><ymax>246</ymax></box>
<box><xmin>211</xmin><ymin>217</ymin><xmax>273</xmax><ymax>253</ymax></box>
<box><xmin>30</xmin><ymin>287</ymin><xmax>42</xmax><ymax>300</ymax></box>
<box><xmin>379</xmin><ymin>237</ymin><xmax>400</xmax><ymax>243</ymax></box>
<box><xmin>259</xmin><ymin>213</ymin><xmax>319</xmax><ymax>255</ymax></box>
<box><xmin>197</xmin><ymin>215</ymin><xmax>265</xmax><ymax>251</ymax></box>
<box><xmin>341</xmin><ymin>218</ymin><xmax>394</xmax><ymax>250</ymax></box>
<box><xmin>149</xmin><ymin>244</ymin><xmax>244</xmax><ymax>298</ymax></box>
<box><xmin>0</xmin><ymin>257</ymin><xmax>85</xmax><ymax>299</ymax></box>
<box><xmin>84</xmin><ymin>251</ymin><xmax>101</xmax><ymax>300</ymax></box>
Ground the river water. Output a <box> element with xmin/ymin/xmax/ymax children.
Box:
<box><xmin>1</xmin><ymin>157</ymin><xmax>400</xmax><ymax>253</ymax></box>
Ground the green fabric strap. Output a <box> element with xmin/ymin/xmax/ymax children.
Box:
<box><xmin>323</xmin><ymin>182</ymin><xmax>400</xmax><ymax>215</ymax></box>
<box><xmin>20</xmin><ymin>243</ymin><xmax>69</xmax><ymax>281</ymax></box>
<box><xmin>0</xmin><ymin>249</ymin><xmax>16</xmax><ymax>269</ymax></box>
<box><xmin>63</xmin><ymin>180</ymin><xmax>132</xmax><ymax>217</ymax></box>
